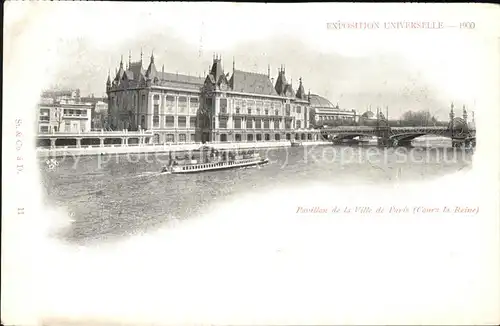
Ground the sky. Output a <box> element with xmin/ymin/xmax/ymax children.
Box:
<box><xmin>5</xmin><ymin>2</ymin><xmax>497</xmax><ymax>120</ymax></box>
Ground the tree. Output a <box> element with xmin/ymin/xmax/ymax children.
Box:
<box><xmin>54</xmin><ymin>107</ymin><xmax>64</xmax><ymax>132</ymax></box>
<box><xmin>400</xmin><ymin>110</ymin><xmax>443</xmax><ymax>127</ymax></box>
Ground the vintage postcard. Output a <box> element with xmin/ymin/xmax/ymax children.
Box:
<box><xmin>3</xmin><ymin>2</ymin><xmax>500</xmax><ymax>325</ymax></box>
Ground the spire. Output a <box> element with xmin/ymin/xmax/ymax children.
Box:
<box><xmin>233</xmin><ymin>56</ymin><xmax>235</xmax><ymax>74</ymax></box>
<box><xmin>296</xmin><ymin>77</ymin><xmax>306</xmax><ymax>100</ymax></box>
<box><xmin>128</xmin><ymin>50</ymin><xmax>131</xmax><ymax>69</ymax></box>
<box><xmin>268</xmin><ymin>64</ymin><xmax>270</xmax><ymax>78</ymax></box>
<box><xmin>146</xmin><ymin>50</ymin><xmax>157</xmax><ymax>79</ymax></box>
<box><xmin>162</xmin><ymin>64</ymin><xmax>165</xmax><ymax>75</ymax></box>
<box><xmin>106</xmin><ymin>69</ymin><xmax>111</xmax><ymax>87</ymax></box>
<box><xmin>120</xmin><ymin>55</ymin><xmax>123</xmax><ymax>69</ymax></box>
<box><xmin>140</xmin><ymin>48</ymin><xmax>143</xmax><ymax>63</ymax></box>
<box><xmin>449</xmin><ymin>102</ymin><xmax>455</xmax><ymax>121</ymax></box>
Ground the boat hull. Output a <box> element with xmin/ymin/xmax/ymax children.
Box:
<box><xmin>170</xmin><ymin>158</ymin><xmax>269</xmax><ymax>174</ymax></box>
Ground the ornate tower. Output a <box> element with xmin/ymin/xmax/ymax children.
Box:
<box><xmin>462</xmin><ymin>105</ymin><xmax>468</xmax><ymax>123</ymax></box>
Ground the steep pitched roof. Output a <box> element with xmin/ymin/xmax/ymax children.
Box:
<box><xmin>115</xmin><ymin>66</ymin><xmax>125</xmax><ymax>82</ymax></box>
<box><xmin>158</xmin><ymin>80</ymin><xmax>203</xmax><ymax>91</ymax></box>
<box><xmin>124</xmin><ymin>71</ymin><xmax>134</xmax><ymax>80</ymax></box>
<box><xmin>230</xmin><ymin>70</ymin><xmax>278</xmax><ymax>96</ymax></box>
<box><xmin>274</xmin><ymin>70</ymin><xmax>287</xmax><ymax>95</ymax></box>
<box><xmin>210</xmin><ymin>58</ymin><xmax>225</xmax><ymax>82</ymax></box>
<box><xmin>296</xmin><ymin>79</ymin><xmax>306</xmax><ymax>100</ymax></box>
<box><xmin>158</xmin><ymin>72</ymin><xmax>205</xmax><ymax>85</ymax></box>
<box><xmin>128</xmin><ymin>62</ymin><xmax>145</xmax><ymax>81</ymax></box>
<box><xmin>284</xmin><ymin>84</ymin><xmax>295</xmax><ymax>97</ymax></box>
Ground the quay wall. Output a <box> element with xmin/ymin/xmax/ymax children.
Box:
<box><xmin>36</xmin><ymin>141</ymin><xmax>331</xmax><ymax>158</ymax></box>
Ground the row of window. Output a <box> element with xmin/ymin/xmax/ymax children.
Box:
<box><xmin>234</xmin><ymin>100</ymin><xmax>298</xmax><ymax>110</ymax></box>
<box><xmin>219</xmin><ymin>118</ymin><xmax>300</xmax><ymax>129</ymax></box>
<box><xmin>63</xmin><ymin>109</ymin><xmax>87</xmax><ymax>116</ymax></box>
<box><xmin>111</xmin><ymin>94</ymin><xmax>199</xmax><ymax>109</ymax></box>
<box><xmin>231</xmin><ymin>108</ymin><xmax>296</xmax><ymax>116</ymax></box>
<box><xmin>38</xmin><ymin>108</ymin><xmax>88</xmax><ymax>116</ymax></box>
<box><xmin>150</xmin><ymin>116</ymin><xmax>198</xmax><ymax>128</ymax></box>
<box><xmin>39</xmin><ymin>121</ymin><xmax>86</xmax><ymax>133</ymax></box>
<box><xmin>159</xmin><ymin>133</ymin><xmax>314</xmax><ymax>143</ymax></box>
<box><xmin>229</xmin><ymin>103</ymin><xmax>301</xmax><ymax>116</ymax></box>
<box><xmin>153</xmin><ymin>94</ymin><xmax>199</xmax><ymax>105</ymax></box>
<box><xmin>143</xmin><ymin>115</ymin><xmax>303</xmax><ymax>129</ymax></box>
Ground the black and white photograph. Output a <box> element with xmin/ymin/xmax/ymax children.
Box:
<box><xmin>3</xmin><ymin>2</ymin><xmax>500</xmax><ymax>326</ymax></box>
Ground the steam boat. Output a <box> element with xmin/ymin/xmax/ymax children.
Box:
<box><xmin>161</xmin><ymin>146</ymin><xmax>269</xmax><ymax>174</ymax></box>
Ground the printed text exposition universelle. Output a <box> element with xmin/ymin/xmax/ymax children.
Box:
<box><xmin>327</xmin><ymin>21</ymin><xmax>470</xmax><ymax>30</ymax></box>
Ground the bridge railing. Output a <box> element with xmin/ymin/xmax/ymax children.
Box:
<box><xmin>37</xmin><ymin>130</ymin><xmax>155</xmax><ymax>137</ymax></box>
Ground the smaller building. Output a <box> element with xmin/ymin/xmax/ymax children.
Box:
<box><xmin>37</xmin><ymin>96</ymin><xmax>92</xmax><ymax>133</ymax></box>
<box><xmin>92</xmin><ymin>100</ymin><xmax>109</xmax><ymax>130</ymax></box>
<box><xmin>308</xmin><ymin>94</ymin><xmax>358</xmax><ymax>127</ymax></box>
<box><xmin>80</xmin><ymin>94</ymin><xmax>109</xmax><ymax>130</ymax></box>
<box><xmin>42</xmin><ymin>88</ymin><xmax>81</xmax><ymax>102</ymax></box>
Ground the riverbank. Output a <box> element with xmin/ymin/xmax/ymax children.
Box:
<box><xmin>36</xmin><ymin>141</ymin><xmax>332</xmax><ymax>158</ymax></box>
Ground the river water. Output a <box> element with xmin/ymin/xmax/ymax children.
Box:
<box><xmin>39</xmin><ymin>138</ymin><xmax>474</xmax><ymax>245</ymax></box>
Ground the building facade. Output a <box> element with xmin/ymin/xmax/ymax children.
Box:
<box><xmin>308</xmin><ymin>94</ymin><xmax>358</xmax><ymax>127</ymax></box>
<box><xmin>107</xmin><ymin>53</ymin><xmax>318</xmax><ymax>143</ymax></box>
<box><xmin>80</xmin><ymin>95</ymin><xmax>109</xmax><ymax>130</ymax></box>
<box><xmin>38</xmin><ymin>90</ymin><xmax>92</xmax><ymax>133</ymax></box>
